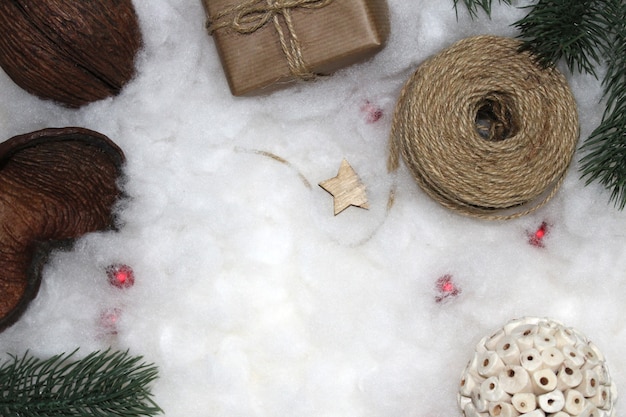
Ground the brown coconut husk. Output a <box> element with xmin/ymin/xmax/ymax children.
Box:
<box><xmin>0</xmin><ymin>127</ymin><xmax>126</xmax><ymax>331</ymax></box>
<box><xmin>0</xmin><ymin>0</ymin><xmax>142</xmax><ymax>108</ymax></box>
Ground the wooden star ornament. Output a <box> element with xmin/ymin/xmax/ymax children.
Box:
<box><xmin>319</xmin><ymin>159</ymin><xmax>369</xmax><ymax>215</ymax></box>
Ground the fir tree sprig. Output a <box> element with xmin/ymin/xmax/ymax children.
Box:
<box><xmin>453</xmin><ymin>0</ymin><xmax>511</xmax><ymax>18</ymax></box>
<box><xmin>579</xmin><ymin>0</ymin><xmax>626</xmax><ymax>208</ymax></box>
<box><xmin>513</xmin><ymin>0</ymin><xmax>613</xmax><ymax>77</ymax></box>
<box><xmin>0</xmin><ymin>349</ymin><xmax>163</xmax><ymax>417</ymax></box>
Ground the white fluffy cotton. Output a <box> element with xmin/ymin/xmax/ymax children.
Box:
<box><xmin>0</xmin><ymin>1</ymin><xmax>624</xmax><ymax>416</ymax></box>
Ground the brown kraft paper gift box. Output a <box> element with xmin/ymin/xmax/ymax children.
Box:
<box><xmin>203</xmin><ymin>0</ymin><xmax>390</xmax><ymax>96</ymax></box>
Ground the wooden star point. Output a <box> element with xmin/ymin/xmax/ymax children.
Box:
<box><xmin>319</xmin><ymin>159</ymin><xmax>369</xmax><ymax>215</ymax></box>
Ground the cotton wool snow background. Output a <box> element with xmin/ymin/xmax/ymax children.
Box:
<box><xmin>0</xmin><ymin>1</ymin><xmax>624</xmax><ymax>417</ymax></box>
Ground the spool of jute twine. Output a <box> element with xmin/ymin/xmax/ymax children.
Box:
<box><xmin>388</xmin><ymin>35</ymin><xmax>579</xmax><ymax>220</ymax></box>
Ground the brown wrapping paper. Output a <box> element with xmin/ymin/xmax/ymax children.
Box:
<box><xmin>203</xmin><ymin>0</ymin><xmax>390</xmax><ymax>96</ymax></box>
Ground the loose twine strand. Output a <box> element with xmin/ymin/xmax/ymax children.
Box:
<box><xmin>388</xmin><ymin>35</ymin><xmax>579</xmax><ymax>220</ymax></box>
<box><xmin>207</xmin><ymin>0</ymin><xmax>334</xmax><ymax>81</ymax></box>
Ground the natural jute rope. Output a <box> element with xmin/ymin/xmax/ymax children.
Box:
<box><xmin>388</xmin><ymin>35</ymin><xmax>579</xmax><ymax>220</ymax></box>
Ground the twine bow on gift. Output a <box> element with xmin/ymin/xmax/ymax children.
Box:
<box><xmin>207</xmin><ymin>0</ymin><xmax>334</xmax><ymax>80</ymax></box>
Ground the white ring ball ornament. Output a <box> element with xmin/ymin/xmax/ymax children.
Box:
<box><xmin>458</xmin><ymin>317</ymin><xmax>617</xmax><ymax>417</ymax></box>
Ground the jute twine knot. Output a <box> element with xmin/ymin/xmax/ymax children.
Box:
<box><xmin>207</xmin><ymin>0</ymin><xmax>334</xmax><ymax>81</ymax></box>
<box><xmin>388</xmin><ymin>35</ymin><xmax>579</xmax><ymax>220</ymax></box>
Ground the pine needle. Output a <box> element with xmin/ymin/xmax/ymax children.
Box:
<box><xmin>453</xmin><ymin>0</ymin><xmax>512</xmax><ymax>19</ymax></box>
<box><xmin>514</xmin><ymin>0</ymin><xmax>613</xmax><ymax>76</ymax></box>
<box><xmin>579</xmin><ymin>0</ymin><xmax>626</xmax><ymax>209</ymax></box>
<box><xmin>0</xmin><ymin>349</ymin><xmax>163</xmax><ymax>417</ymax></box>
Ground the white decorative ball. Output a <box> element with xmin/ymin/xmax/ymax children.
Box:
<box><xmin>458</xmin><ymin>317</ymin><xmax>617</xmax><ymax>417</ymax></box>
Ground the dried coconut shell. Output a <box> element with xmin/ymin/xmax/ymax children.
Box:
<box><xmin>0</xmin><ymin>0</ymin><xmax>142</xmax><ymax>108</ymax></box>
<box><xmin>0</xmin><ymin>127</ymin><xmax>125</xmax><ymax>331</ymax></box>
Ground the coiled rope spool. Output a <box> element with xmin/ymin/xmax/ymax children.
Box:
<box><xmin>388</xmin><ymin>35</ymin><xmax>579</xmax><ymax>220</ymax></box>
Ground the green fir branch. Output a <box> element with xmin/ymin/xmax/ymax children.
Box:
<box><xmin>453</xmin><ymin>0</ymin><xmax>512</xmax><ymax>18</ymax></box>
<box><xmin>579</xmin><ymin>0</ymin><xmax>626</xmax><ymax>208</ymax></box>
<box><xmin>514</xmin><ymin>0</ymin><xmax>613</xmax><ymax>76</ymax></box>
<box><xmin>0</xmin><ymin>349</ymin><xmax>163</xmax><ymax>417</ymax></box>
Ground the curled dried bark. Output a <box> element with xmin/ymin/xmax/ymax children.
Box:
<box><xmin>0</xmin><ymin>0</ymin><xmax>142</xmax><ymax>108</ymax></box>
<box><xmin>0</xmin><ymin>127</ymin><xmax>125</xmax><ymax>331</ymax></box>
